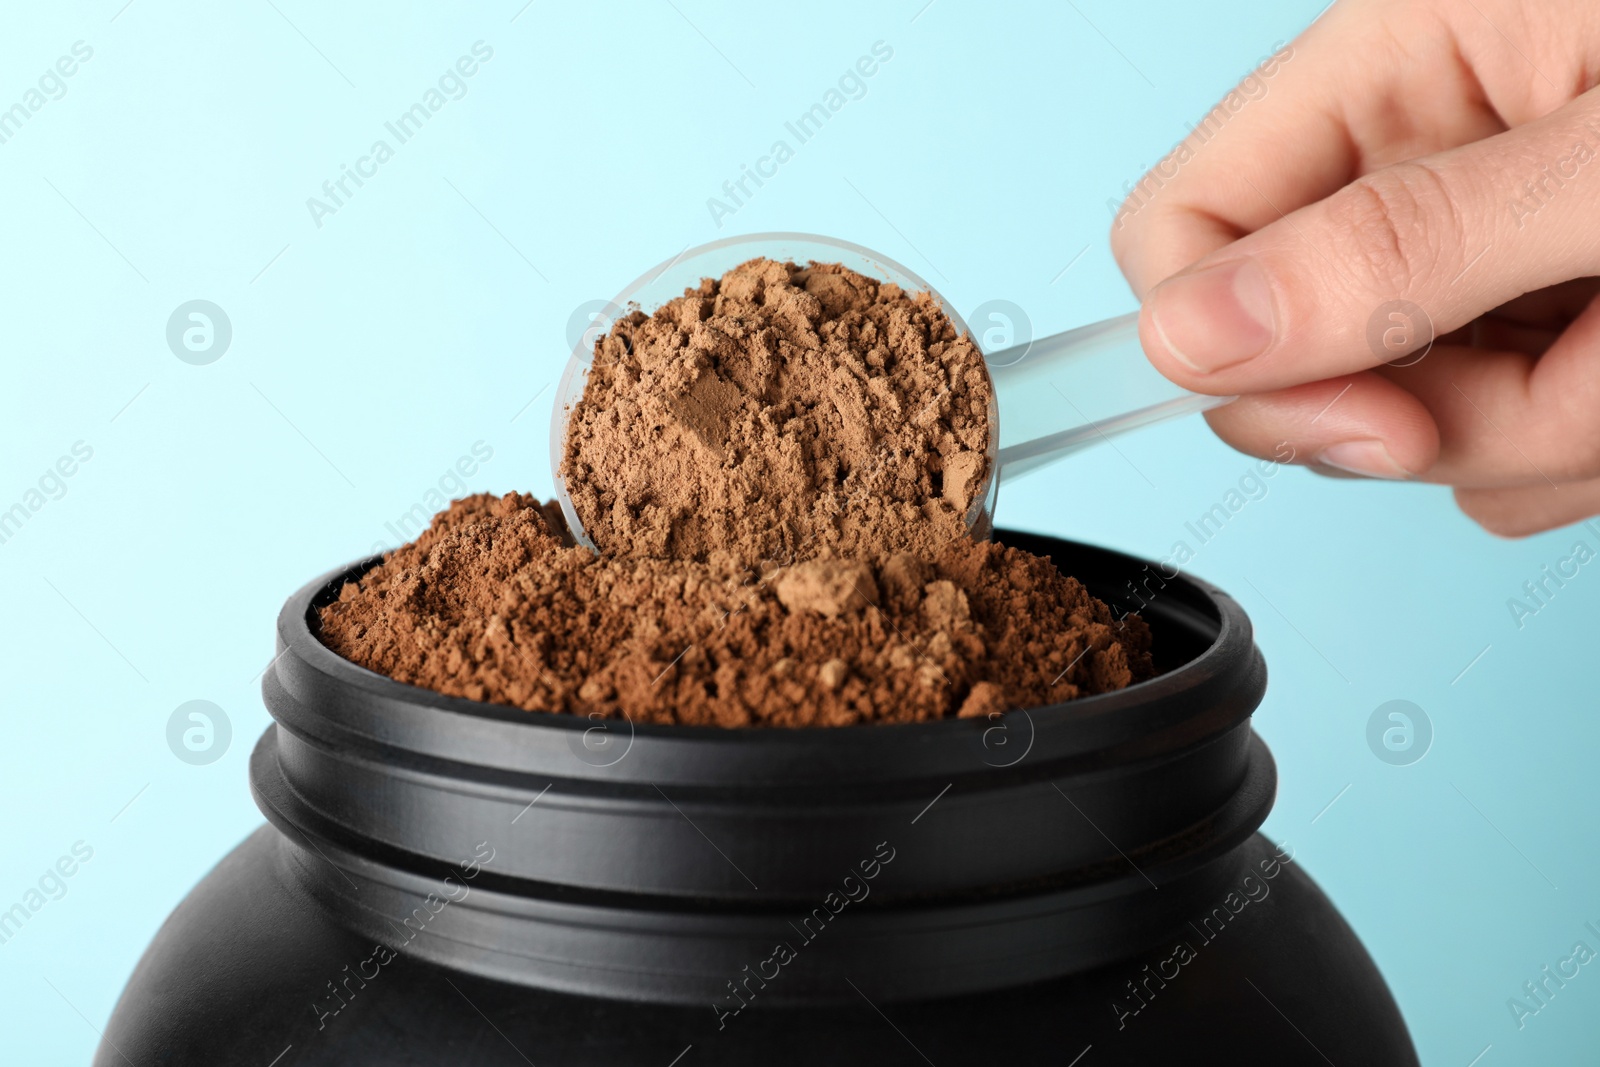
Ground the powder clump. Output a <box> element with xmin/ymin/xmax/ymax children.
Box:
<box><xmin>317</xmin><ymin>493</ymin><xmax>1155</xmax><ymax>728</ymax></box>
<box><xmin>558</xmin><ymin>257</ymin><xmax>994</xmax><ymax>564</ymax></box>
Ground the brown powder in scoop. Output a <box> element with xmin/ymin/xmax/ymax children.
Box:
<box><xmin>558</xmin><ymin>257</ymin><xmax>993</xmax><ymax>563</ymax></box>
<box><xmin>316</xmin><ymin>493</ymin><xmax>1155</xmax><ymax>727</ymax></box>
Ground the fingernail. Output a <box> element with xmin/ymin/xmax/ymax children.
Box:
<box><xmin>1315</xmin><ymin>439</ymin><xmax>1410</xmax><ymax>480</ymax></box>
<box><xmin>1147</xmin><ymin>258</ymin><xmax>1277</xmax><ymax>374</ymax></box>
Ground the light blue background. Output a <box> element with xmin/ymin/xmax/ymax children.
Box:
<box><xmin>1</xmin><ymin>1</ymin><xmax>1594</xmax><ymax>1062</ymax></box>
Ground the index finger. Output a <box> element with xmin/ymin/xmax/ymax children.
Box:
<box><xmin>1110</xmin><ymin>0</ymin><xmax>1520</xmax><ymax>298</ymax></box>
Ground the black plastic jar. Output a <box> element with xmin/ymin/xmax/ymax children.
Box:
<box><xmin>98</xmin><ymin>532</ymin><xmax>1418</xmax><ymax>1065</ymax></box>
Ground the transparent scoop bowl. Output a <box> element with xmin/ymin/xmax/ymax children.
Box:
<box><xmin>550</xmin><ymin>232</ymin><xmax>1229</xmax><ymax>553</ymax></box>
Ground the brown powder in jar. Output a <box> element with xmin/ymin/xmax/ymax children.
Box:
<box><xmin>558</xmin><ymin>257</ymin><xmax>993</xmax><ymax>563</ymax></box>
<box><xmin>317</xmin><ymin>493</ymin><xmax>1154</xmax><ymax>727</ymax></box>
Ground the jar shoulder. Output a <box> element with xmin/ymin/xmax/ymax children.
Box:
<box><xmin>98</xmin><ymin>831</ymin><xmax>1415</xmax><ymax>1067</ymax></box>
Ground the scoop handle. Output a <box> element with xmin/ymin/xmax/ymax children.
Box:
<box><xmin>985</xmin><ymin>311</ymin><xmax>1233</xmax><ymax>483</ymax></box>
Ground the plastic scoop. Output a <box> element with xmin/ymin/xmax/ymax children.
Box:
<box><xmin>550</xmin><ymin>232</ymin><xmax>1230</xmax><ymax>550</ymax></box>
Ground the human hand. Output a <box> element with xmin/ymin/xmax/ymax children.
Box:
<box><xmin>1111</xmin><ymin>0</ymin><xmax>1600</xmax><ymax>536</ymax></box>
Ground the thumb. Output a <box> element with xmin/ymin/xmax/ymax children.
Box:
<box><xmin>1138</xmin><ymin>87</ymin><xmax>1600</xmax><ymax>394</ymax></box>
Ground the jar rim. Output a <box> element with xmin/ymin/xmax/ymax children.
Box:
<box><xmin>266</xmin><ymin>530</ymin><xmax>1261</xmax><ymax>788</ymax></box>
